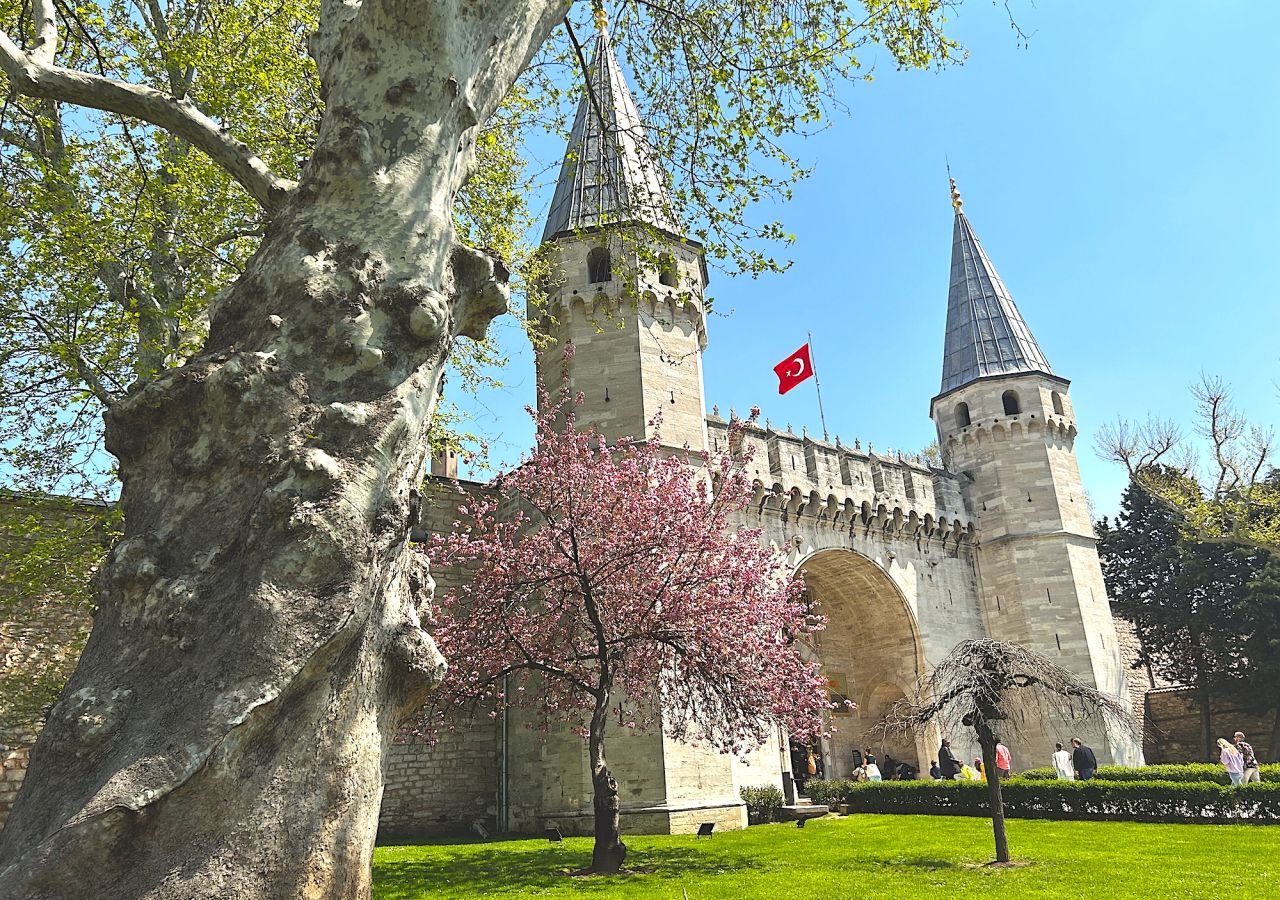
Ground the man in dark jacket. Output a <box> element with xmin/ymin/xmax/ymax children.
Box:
<box><xmin>938</xmin><ymin>739</ymin><xmax>963</xmax><ymax>779</ymax></box>
<box><xmin>1071</xmin><ymin>738</ymin><xmax>1098</xmax><ymax>780</ymax></box>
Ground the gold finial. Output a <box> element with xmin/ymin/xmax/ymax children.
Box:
<box><xmin>593</xmin><ymin>4</ymin><xmax>608</xmax><ymax>32</ymax></box>
<box><xmin>949</xmin><ymin>177</ymin><xmax>963</xmax><ymax>214</ymax></box>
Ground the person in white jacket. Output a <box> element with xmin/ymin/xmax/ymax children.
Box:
<box><xmin>1052</xmin><ymin>742</ymin><xmax>1075</xmax><ymax>780</ymax></box>
<box><xmin>1218</xmin><ymin>737</ymin><xmax>1245</xmax><ymax>785</ymax></box>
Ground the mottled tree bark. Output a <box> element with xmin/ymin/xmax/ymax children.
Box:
<box><xmin>587</xmin><ymin>699</ymin><xmax>627</xmax><ymax>875</ymax></box>
<box><xmin>0</xmin><ymin>2</ymin><xmax>567</xmax><ymax>897</ymax></box>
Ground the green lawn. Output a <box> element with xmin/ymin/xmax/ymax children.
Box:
<box><xmin>373</xmin><ymin>814</ymin><xmax>1278</xmax><ymax>899</ymax></box>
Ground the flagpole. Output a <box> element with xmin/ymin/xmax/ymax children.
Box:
<box><xmin>808</xmin><ymin>330</ymin><xmax>830</xmax><ymax>442</ymax></box>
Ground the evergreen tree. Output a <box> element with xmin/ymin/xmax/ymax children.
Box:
<box><xmin>1241</xmin><ymin>558</ymin><xmax>1280</xmax><ymax>760</ymax></box>
<box><xmin>1099</xmin><ymin>472</ymin><xmax>1263</xmax><ymax>759</ymax></box>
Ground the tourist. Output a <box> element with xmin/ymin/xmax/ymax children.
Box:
<box><xmin>1052</xmin><ymin>742</ymin><xmax>1075</xmax><ymax>780</ymax></box>
<box><xmin>1218</xmin><ymin>737</ymin><xmax>1244</xmax><ymax>785</ymax></box>
<box><xmin>938</xmin><ymin>738</ymin><xmax>963</xmax><ymax>780</ymax></box>
<box><xmin>995</xmin><ymin>741</ymin><xmax>1012</xmax><ymax>779</ymax></box>
<box><xmin>865</xmin><ymin>757</ymin><xmax>883</xmax><ymax>782</ymax></box>
<box><xmin>929</xmin><ymin>760</ymin><xmax>942</xmax><ymax>779</ymax></box>
<box><xmin>1070</xmin><ymin>738</ymin><xmax>1097</xmax><ymax>780</ymax></box>
<box><xmin>1234</xmin><ymin>732</ymin><xmax>1261</xmax><ymax>784</ymax></box>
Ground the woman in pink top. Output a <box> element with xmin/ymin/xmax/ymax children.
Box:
<box><xmin>995</xmin><ymin>742</ymin><xmax>1012</xmax><ymax>779</ymax></box>
<box><xmin>1218</xmin><ymin>737</ymin><xmax>1244</xmax><ymax>785</ymax></box>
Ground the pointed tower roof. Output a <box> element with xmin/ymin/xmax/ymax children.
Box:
<box><xmin>938</xmin><ymin>181</ymin><xmax>1054</xmax><ymax>396</ymax></box>
<box><xmin>542</xmin><ymin>18</ymin><xmax>680</xmax><ymax>242</ymax></box>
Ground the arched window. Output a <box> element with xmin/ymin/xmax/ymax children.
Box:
<box><xmin>587</xmin><ymin>247</ymin><xmax>612</xmax><ymax>283</ymax></box>
<box><xmin>658</xmin><ymin>253</ymin><xmax>677</xmax><ymax>287</ymax></box>
<box><xmin>1051</xmin><ymin>391</ymin><xmax>1064</xmax><ymax>416</ymax></box>
<box><xmin>1002</xmin><ymin>390</ymin><xmax>1021</xmax><ymax>415</ymax></box>
<box><xmin>955</xmin><ymin>402</ymin><xmax>971</xmax><ymax>428</ymax></box>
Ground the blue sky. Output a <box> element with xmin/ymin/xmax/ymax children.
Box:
<box><xmin>456</xmin><ymin>0</ymin><xmax>1280</xmax><ymax>520</ymax></box>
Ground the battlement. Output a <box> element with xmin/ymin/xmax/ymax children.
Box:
<box><xmin>534</xmin><ymin>231</ymin><xmax>708</xmax><ymax>348</ymax></box>
<box><xmin>706</xmin><ymin>414</ymin><xmax>976</xmax><ymax>548</ymax></box>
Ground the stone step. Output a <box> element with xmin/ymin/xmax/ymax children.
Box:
<box><xmin>776</xmin><ymin>804</ymin><xmax>829</xmax><ymax>822</ymax></box>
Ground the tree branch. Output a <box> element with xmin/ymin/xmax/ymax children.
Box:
<box><xmin>0</xmin><ymin>123</ymin><xmax>41</xmax><ymax>156</ymax></box>
<box><xmin>0</xmin><ymin>27</ymin><xmax>294</xmax><ymax>210</ymax></box>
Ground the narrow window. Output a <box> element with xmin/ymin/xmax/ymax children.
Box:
<box><xmin>587</xmin><ymin>247</ymin><xmax>612</xmax><ymax>283</ymax></box>
<box><xmin>1051</xmin><ymin>391</ymin><xmax>1065</xmax><ymax>416</ymax></box>
<box><xmin>1001</xmin><ymin>390</ymin><xmax>1020</xmax><ymax>415</ymax></box>
<box><xmin>658</xmin><ymin>253</ymin><xmax>677</xmax><ymax>287</ymax></box>
<box><xmin>955</xmin><ymin>402</ymin><xmax>971</xmax><ymax>428</ymax></box>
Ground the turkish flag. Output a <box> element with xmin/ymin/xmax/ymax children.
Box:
<box><xmin>774</xmin><ymin>343</ymin><xmax>814</xmax><ymax>395</ymax></box>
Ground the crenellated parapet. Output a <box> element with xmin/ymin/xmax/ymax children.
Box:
<box><xmin>943</xmin><ymin>411</ymin><xmax>1079</xmax><ymax>467</ymax></box>
<box><xmin>706</xmin><ymin>415</ymin><xmax>977</xmax><ymax>551</ymax></box>
<box><xmin>534</xmin><ymin>230</ymin><xmax>709</xmax><ymax>349</ymax></box>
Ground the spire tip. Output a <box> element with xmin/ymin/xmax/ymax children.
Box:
<box><xmin>593</xmin><ymin>4</ymin><xmax>608</xmax><ymax>32</ymax></box>
<box><xmin>949</xmin><ymin>177</ymin><xmax>963</xmax><ymax>214</ymax></box>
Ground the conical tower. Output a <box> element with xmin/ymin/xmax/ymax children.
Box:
<box><xmin>929</xmin><ymin>182</ymin><xmax>1140</xmax><ymax>766</ymax></box>
<box><xmin>531</xmin><ymin>13</ymin><xmax>709</xmax><ymax>453</ymax></box>
<box><xmin>505</xmin><ymin>13</ymin><xmax>748</xmax><ymax>838</ymax></box>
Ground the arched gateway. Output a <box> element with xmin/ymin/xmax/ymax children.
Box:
<box><xmin>797</xmin><ymin>548</ymin><xmax>932</xmax><ymax>777</ymax></box>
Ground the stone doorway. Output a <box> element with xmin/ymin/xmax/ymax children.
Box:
<box><xmin>797</xmin><ymin>548</ymin><xmax>928</xmax><ymax>778</ymax></box>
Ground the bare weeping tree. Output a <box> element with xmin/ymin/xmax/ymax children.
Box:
<box><xmin>884</xmin><ymin>640</ymin><xmax>1135</xmax><ymax>864</ymax></box>
<box><xmin>1097</xmin><ymin>374</ymin><xmax>1279</xmax><ymax>553</ymax></box>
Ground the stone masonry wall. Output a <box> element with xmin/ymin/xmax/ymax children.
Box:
<box><xmin>380</xmin><ymin>723</ymin><xmax>499</xmax><ymax>838</ymax></box>
<box><xmin>0</xmin><ymin>729</ymin><xmax>37</xmax><ymax>829</ymax></box>
<box><xmin>1144</xmin><ymin>687</ymin><xmax>1277</xmax><ymax>765</ymax></box>
<box><xmin>389</xmin><ymin>476</ymin><xmax>503</xmax><ymax>837</ymax></box>
<box><xmin>0</xmin><ymin>494</ymin><xmax>107</xmax><ymax>829</ymax></box>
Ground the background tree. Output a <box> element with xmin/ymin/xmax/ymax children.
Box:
<box><xmin>886</xmin><ymin>639</ymin><xmax>1135</xmax><ymax>865</ymax></box>
<box><xmin>1098</xmin><ymin>473</ymin><xmax>1266</xmax><ymax>759</ymax></box>
<box><xmin>422</xmin><ymin>388</ymin><xmax>831</xmax><ymax>874</ymax></box>
<box><xmin>0</xmin><ymin>1</ymin><xmax>960</xmax><ymax>895</ymax></box>
<box><xmin>1098</xmin><ymin>375</ymin><xmax>1279</xmax><ymax>553</ymax></box>
<box><xmin>1239</xmin><ymin>558</ymin><xmax>1280</xmax><ymax>760</ymax></box>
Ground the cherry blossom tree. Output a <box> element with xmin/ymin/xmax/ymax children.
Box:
<box><xmin>422</xmin><ymin>379</ymin><xmax>830</xmax><ymax>874</ymax></box>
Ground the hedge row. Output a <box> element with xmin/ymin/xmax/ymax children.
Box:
<box><xmin>1017</xmin><ymin>763</ymin><xmax>1280</xmax><ymax>785</ymax></box>
<box><xmin>838</xmin><ymin>779</ymin><xmax>1280</xmax><ymax>823</ymax></box>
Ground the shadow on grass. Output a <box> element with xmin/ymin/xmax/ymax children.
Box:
<box><xmin>375</xmin><ymin>841</ymin><xmax>761</xmax><ymax>899</ymax></box>
<box><xmin>870</xmin><ymin>856</ymin><xmax>961</xmax><ymax>872</ymax></box>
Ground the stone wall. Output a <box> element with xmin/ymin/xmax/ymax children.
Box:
<box><xmin>0</xmin><ymin>493</ymin><xmax>107</xmax><ymax>829</ymax></box>
<box><xmin>0</xmin><ymin>729</ymin><xmax>37</xmax><ymax>830</ymax></box>
<box><xmin>1144</xmin><ymin>686</ymin><xmax>1277</xmax><ymax>764</ymax></box>
<box><xmin>380</xmin><ymin>723</ymin><xmax>499</xmax><ymax>838</ymax></box>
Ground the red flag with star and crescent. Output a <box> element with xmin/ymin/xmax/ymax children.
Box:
<box><xmin>773</xmin><ymin>343</ymin><xmax>814</xmax><ymax>395</ymax></box>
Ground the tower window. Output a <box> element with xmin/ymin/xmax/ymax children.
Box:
<box><xmin>955</xmin><ymin>402</ymin><xmax>971</xmax><ymax>428</ymax></box>
<box><xmin>1051</xmin><ymin>391</ymin><xmax>1065</xmax><ymax>416</ymax></box>
<box><xmin>658</xmin><ymin>253</ymin><xmax>677</xmax><ymax>287</ymax></box>
<box><xmin>587</xmin><ymin>247</ymin><xmax>612</xmax><ymax>283</ymax></box>
<box><xmin>1001</xmin><ymin>390</ymin><xmax>1021</xmax><ymax>415</ymax></box>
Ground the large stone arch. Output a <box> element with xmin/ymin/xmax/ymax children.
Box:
<box><xmin>796</xmin><ymin>548</ymin><xmax>931</xmax><ymax>777</ymax></box>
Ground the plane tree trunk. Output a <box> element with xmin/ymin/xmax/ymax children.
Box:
<box><xmin>0</xmin><ymin>3</ymin><xmax>565</xmax><ymax>898</ymax></box>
